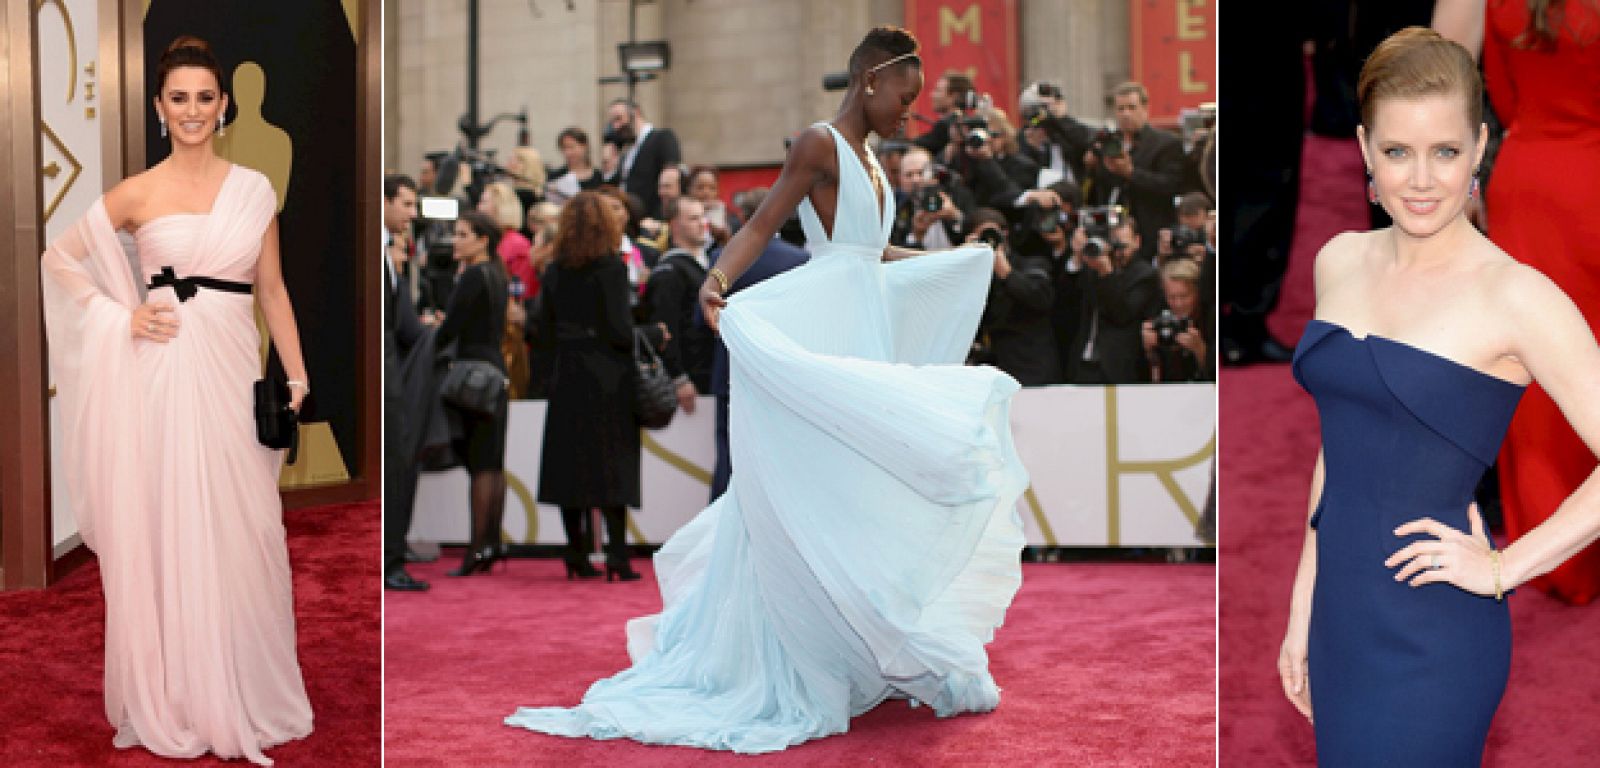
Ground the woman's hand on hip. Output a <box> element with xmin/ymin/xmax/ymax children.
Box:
<box><xmin>1386</xmin><ymin>503</ymin><xmax>1498</xmax><ymax>596</ymax></box>
<box><xmin>131</xmin><ymin>301</ymin><xmax>179</xmax><ymax>342</ymax></box>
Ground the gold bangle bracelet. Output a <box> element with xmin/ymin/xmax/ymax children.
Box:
<box><xmin>709</xmin><ymin>267</ymin><xmax>730</xmax><ymax>294</ymax></box>
<box><xmin>1491</xmin><ymin>550</ymin><xmax>1504</xmax><ymax>602</ymax></box>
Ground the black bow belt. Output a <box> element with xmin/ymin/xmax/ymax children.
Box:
<box><xmin>147</xmin><ymin>266</ymin><xmax>253</xmax><ymax>302</ymax></box>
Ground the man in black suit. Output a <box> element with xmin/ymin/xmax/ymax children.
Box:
<box><xmin>383</xmin><ymin>174</ymin><xmax>429</xmax><ymax>591</ymax></box>
<box><xmin>1066</xmin><ymin>215</ymin><xmax>1162</xmax><ymax>384</ymax></box>
<box><xmin>1018</xmin><ymin>81</ymin><xmax>1094</xmax><ymax>188</ymax></box>
<box><xmin>643</xmin><ymin>197</ymin><xmax>716</xmax><ymax>415</ymax></box>
<box><xmin>970</xmin><ymin>210</ymin><xmax>1062</xmax><ymax>386</ymax></box>
<box><xmin>708</xmin><ymin>188</ymin><xmax>810</xmax><ymax>499</ymax></box>
<box><xmin>604</xmin><ymin>98</ymin><xmax>682</xmax><ymax>221</ymax></box>
<box><xmin>1087</xmin><ymin>82</ymin><xmax>1185</xmax><ymax>264</ymax></box>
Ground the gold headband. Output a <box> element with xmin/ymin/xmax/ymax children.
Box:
<box><xmin>866</xmin><ymin>52</ymin><xmax>920</xmax><ymax>75</ymax></box>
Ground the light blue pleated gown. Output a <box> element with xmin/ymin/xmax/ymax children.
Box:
<box><xmin>505</xmin><ymin>122</ymin><xmax>1031</xmax><ymax>753</ymax></box>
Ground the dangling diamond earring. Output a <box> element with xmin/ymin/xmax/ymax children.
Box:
<box><xmin>1469</xmin><ymin>170</ymin><xmax>1480</xmax><ymax>200</ymax></box>
<box><xmin>218</xmin><ymin>118</ymin><xmax>226</xmax><ymax>137</ymax></box>
<box><xmin>159</xmin><ymin>118</ymin><xmax>167</xmax><ymax>137</ymax></box>
<box><xmin>866</xmin><ymin>86</ymin><xmax>875</xmax><ymax>96</ymax></box>
<box><xmin>1367</xmin><ymin>172</ymin><xmax>1377</xmax><ymax>204</ymax></box>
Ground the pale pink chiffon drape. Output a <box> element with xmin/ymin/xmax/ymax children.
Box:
<box><xmin>39</xmin><ymin>164</ymin><xmax>313</xmax><ymax>765</ymax></box>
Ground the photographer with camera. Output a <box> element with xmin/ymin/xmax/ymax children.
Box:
<box><xmin>913</xmin><ymin>70</ymin><xmax>974</xmax><ymax>157</ymax></box>
<box><xmin>1018</xmin><ymin>81</ymin><xmax>1094</xmax><ymax>187</ymax></box>
<box><xmin>1065</xmin><ymin>209</ymin><xmax>1162</xmax><ymax>384</ymax></box>
<box><xmin>968</xmin><ymin>208</ymin><xmax>1062</xmax><ymax>385</ymax></box>
<box><xmin>943</xmin><ymin>104</ymin><xmax>1062</xmax><ymax>222</ymax></box>
<box><xmin>1158</xmin><ymin>192</ymin><xmax>1216</xmax><ymax>266</ymax></box>
<box><xmin>1002</xmin><ymin>180</ymin><xmax>1086</xmax><ymax>376</ymax></box>
<box><xmin>602</xmin><ymin>98</ymin><xmax>682</xmax><ymax>219</ymax></box>
<box><xmin>1085</xmin><ymin>82</ymin><xmax>1185</xmax><ymax>264</ymax></box>
<box><xmin>891</xmin><ymin>146</ymin><xmax>973</xmax><ymax>250</ymax></box>
<box><xmin>1141</xmin><ymin>258</ymin><xmax>1212</xmax><ymax>383</ymax></box>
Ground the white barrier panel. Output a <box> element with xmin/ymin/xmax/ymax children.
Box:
<box><xmin>411</xmin><ymin>383</ymin><xmax>1215</xmax><ymax>548</ymax></box>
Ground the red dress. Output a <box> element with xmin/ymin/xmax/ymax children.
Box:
<box><xmin>1486</xmin><ymin>0</ymin><xmax>1600</xmax><ymax>604</ymax></box>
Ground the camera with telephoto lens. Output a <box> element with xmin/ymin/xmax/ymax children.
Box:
<box><xmin>1077</xmin><ymin>205</ymin><xmax>1124</xmax><ymax>259</ymax></box>
<box><xmin>1152</xmin><ymin>309</ymin><xmax>1191</xmax><ymax>349</ymax></box>
<box><xmin>1170</xmin><ymin>225</ymin><xmax>1207</xmax><ymax>254</ymax></box>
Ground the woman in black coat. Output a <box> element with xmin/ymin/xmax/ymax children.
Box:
<box><xmin>437</xmin><ymin>210</ymin><xmax>511</xmax><ymax>576</ymax></box>
<box><xmin>534</xmin><ymin>191</ymin><xmax>662</xmax><ymax>581</ymax></box>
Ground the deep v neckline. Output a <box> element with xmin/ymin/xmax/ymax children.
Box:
<box><xmin>825</xmin><ymin>123</ymin><xmax>888</xmax><ymax>235</ymax></box>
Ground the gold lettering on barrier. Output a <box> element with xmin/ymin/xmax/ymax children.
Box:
<box><xmin>940</xmin><ymin>4</ymin><xmax>982</xmax><ymax>46</ymax></box>
<box><xmin>1177</xmin><ymin>0</ymin><xmax>1207</xmax><ymax>40</ymax></box>
<box><xmin>505</xmin><ymin>471</ymin><xmax>538</xmax><ymax>543</ymax></box>
<box><xmin>642</xmin><ymin>430</ymin><xmax>712</xmax><ymax>485</ymax></box>
<box><xmin>1024</xmin><ymin>486</ymin><xmax>1057</xmax><ymax>546</ymax></box>
<box><xmin>1103</xmin><ymin>387</ymin><xmax>1215</xmax><ymax>546</ymax></box>
<box><xmin>1179</xmin><ymin>51</ymin><xmax>1208</xmax><ymax>93</ymax></box>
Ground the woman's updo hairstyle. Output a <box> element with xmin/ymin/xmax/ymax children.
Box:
<box><xmin>156</xmin><ymin>35</ymin><xmax>223</xmax><ymax>93</ymax></box>
<box><xmin>1357</xmin><ymin>27</ymin><xmax>1482</xmax><ymax>131</ymax></box>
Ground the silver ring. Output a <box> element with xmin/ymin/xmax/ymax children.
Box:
<box><xmin>147</xmin><ymin>322</ymin><xmax>156</xmax><ymax>333</ymax></box>
<box><xmin>1430</xmin><ymin>554</ymin><xmax>1441</xmax><ymax>570</ymax></box>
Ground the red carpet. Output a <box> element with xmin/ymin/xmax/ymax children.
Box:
<box><xmin>1219</xmin><ymin>134</ymin><xmax>1600</xmax><ymax>765</ymax></box>
<box><xmin>0</xmin><ymin>500</ymin><xmax>381</xmax><ymax>767</ymax></box>
<box><xmin>385</xmin><ymin>556</ymin><xmax>1215</xmax><ymax>766</ymax></box>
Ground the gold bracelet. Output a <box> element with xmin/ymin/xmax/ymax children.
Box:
<box><xmin>1491</xmin><ymin>549</ymin><xmax>1504</xmax><ymax>602</ymax></box>
<box><xmin>709</xmin><ymin>267</ymin><xmax>730</xmax><ymax>294</ymax></box>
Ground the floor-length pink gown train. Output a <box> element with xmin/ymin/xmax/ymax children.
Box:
<box><xmin>39</xmin><ymin>164</ymin><xmax>313</xmax><ymax>765</ymax></box>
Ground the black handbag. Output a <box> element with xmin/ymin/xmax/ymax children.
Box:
<box><xmin>254</xmin><ymin>375</ymin><xmax>300</xmax><ymax>464</ymax></box>
<box><xmin>439</xmin><ymin>358</ymin><xmax>508</xmax><ymax>417</ymax></box>
<box><xmin>634</xmin><ymin>328</ymin><xmax>677</xmax><ymax>430</ymax></box>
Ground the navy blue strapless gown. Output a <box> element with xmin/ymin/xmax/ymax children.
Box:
<box><xmin>1293</xmin><ymin>319</ymin><xmax>1525</xmax><ymax>766</ymax></box>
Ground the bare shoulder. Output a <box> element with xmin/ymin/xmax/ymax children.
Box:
<box><xmin>786</xmin><ymin>125</ymin><xmax>838</xmax><ymax>179</ymax></box>
<box><xmin>102</xmin><ymin>169</ymin><xmax>157</xmax><ymax>230</ymax></box>
<box><xmin>1311</xmin><ymin>230</ymin><xmax>1371</xmax><ymax>296</ymax></box>
<box><xmin>1487</xmin><ymin>257</ymin><xmax>1575</xmax><ymax>320</ymax></box>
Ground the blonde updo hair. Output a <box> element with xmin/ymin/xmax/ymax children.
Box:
<box><xmin>1357</xmin><ymin>27</ymin><xmax>1482</xmax><ymax>131</ymax></box>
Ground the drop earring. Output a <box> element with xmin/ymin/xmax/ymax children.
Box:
<box><xmin>159</xmin><ymin>118</ymin><xmax>167</xmax><ymax>137</ymax></box>
<box><xmin>218</xmin><ymin>117</ymin><xmax>226</xmax><ymax>137</ymax></box>
<box><xmin>1366</xmin><ymin>171</ymin><xmax>1377</xmax><ymax>204</ymax></box>
<box><xmin>866</xmin><ymin>86</ymin><xmax>875</xmax><ymax>96</ymax></box>
<box><xmin>1469</xmin><ymin>170</ymin><xmax>1480</xmax><ymax>200</ymax></box>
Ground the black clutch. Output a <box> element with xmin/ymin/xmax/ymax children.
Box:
<box><xmin>254</xmin><ymin>376</ymin><xmax>300</xmax><ymax>463</ymax></box>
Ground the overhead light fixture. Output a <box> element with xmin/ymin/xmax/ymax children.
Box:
<box><xmin>619</xmin><ymin>41</ymin><xmax>670</xmax><ymax>74</ymax></box>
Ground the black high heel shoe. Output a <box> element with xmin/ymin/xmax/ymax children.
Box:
<box><xmin>447</xmin><ymin>545</ymin><xmax>502</xmax><ymax>577</ymax></box>
<box><xmin>605</xmin><ymin>563</ymin><xmax>641</xmax><ymax>582</ymax></box>
<box><xmin>565</xmin><ymin>560</ymin><xmax>602</xmax><ymax>580</ymax></box>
